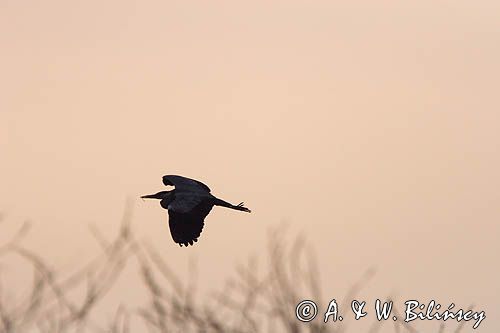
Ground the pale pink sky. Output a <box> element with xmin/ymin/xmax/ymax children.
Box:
<box><xmin>1</xmin><ymin>1</ymin><xmax>499</xmax><ymax>331</ymax></box>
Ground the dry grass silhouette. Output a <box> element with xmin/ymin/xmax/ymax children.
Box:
<box><xmin>0</xmin><ymin>208</ymin><xmax>468</xmax><ymax>333</ymax></box>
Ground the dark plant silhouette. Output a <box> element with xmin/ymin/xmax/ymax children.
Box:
<box><xmin>0</xmin><ymin>206</ymin><xmax>468</xmax><ymax>333</ymax></box>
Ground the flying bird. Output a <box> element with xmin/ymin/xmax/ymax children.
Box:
<box><xmin>141</xmin><ymin>175</ymin><xmax>251</xmax><ymax>247</ymax></box>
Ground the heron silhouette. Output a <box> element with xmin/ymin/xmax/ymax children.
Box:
<box><xmin>141</xmin><ymin>175</ymin><xmax>251</xmax><ymax>247</ymax></box>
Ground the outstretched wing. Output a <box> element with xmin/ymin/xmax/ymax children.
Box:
<box><xmin>167</xmin><ymin>200</ymin><xmax>213</xmax><ymax>246</ymax></box>
<box><xmin>163</xmin><ymin>175</ymin><xmax>211</xmax><ymax>193</ymax></box>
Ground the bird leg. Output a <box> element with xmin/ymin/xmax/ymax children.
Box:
<box><xmin>214</xmin><ymin>198</ymin><xmax>251</xmax><ymax>213</ymax></box>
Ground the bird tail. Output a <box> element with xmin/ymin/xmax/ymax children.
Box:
<box><xmin>214</xmin><ymin>198</ymin><xmax>251</xmax><ymax>213</ymax></box>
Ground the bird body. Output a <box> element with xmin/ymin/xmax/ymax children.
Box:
<box><xmin>142</xmin><ymin>175</ymin><xmax>251</xmax><ymax>247</ymax></box>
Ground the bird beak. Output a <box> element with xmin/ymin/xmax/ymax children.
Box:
<box><xmin>141</xmin><ymin>193</ymin><xmax>160</xmax><ymax>199</ymax></box>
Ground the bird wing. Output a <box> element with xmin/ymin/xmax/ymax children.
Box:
<box><xmin>162</xmin><ymin>175</ymin><xmax>211</xmax><ymax>193</ymax></box>
<box><xmin>167</xmin><ymin>192</ymin><xmax>212</xmax><ymax>213</ymax></box>
<box><xmin>167</xmin><ymin>200</ymin><xmax>213</xmax><ymax>246</ymax></box>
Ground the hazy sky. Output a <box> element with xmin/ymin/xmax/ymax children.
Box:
<box><xmin>1</xmin><ymin>1</ymin><xmax>499</xmax><ymax>331</ymax></box>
